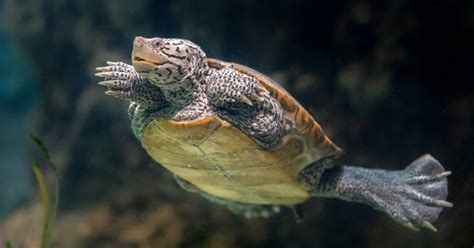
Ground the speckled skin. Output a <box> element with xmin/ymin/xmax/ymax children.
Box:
<box><xmin>303</xmin><ymin>154</ymin><xmax>449</xmax><ymax>230</ymax></box>
<box><xmin>96</xmin><ymin>36</ymin><xmax>452</xmax><ymax>231</ymax></box>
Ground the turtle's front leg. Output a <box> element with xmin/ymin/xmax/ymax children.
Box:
<box><xmin>96</xmin><ymin>61</ymin><xmax>168</xmax><ymax>140</ymax></box>
<box><xmin>95</xmin><ymin>61</ymin><xmax>167</xmax><ymax>107</ymax></box>
<box><xmin>206</xmin><ymin>68</ymin><xmax>289</xmax><ymax>148</ymax></box>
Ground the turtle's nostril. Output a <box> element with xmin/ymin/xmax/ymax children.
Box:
<box><xmin>134</xmin><ymin>36</ymin><xmax>145</xmax><ymax>47</ymax></box>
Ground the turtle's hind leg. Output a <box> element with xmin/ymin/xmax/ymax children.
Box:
<box><xmin>310</xmin><ymin>154</ymin><xmax>452</xmax><ymax>231</ymax></box>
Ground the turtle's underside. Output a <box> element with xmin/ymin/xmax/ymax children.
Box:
<box><xmin>96</xmin><ymin>36</ymin><xmax>452</xmax><ymax>231</ymax></box>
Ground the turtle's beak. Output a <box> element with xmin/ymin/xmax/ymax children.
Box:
<box><xmin>132</xmin><ymin>36</ymin><xmax>167</xmax><ymax>71</ymax></box>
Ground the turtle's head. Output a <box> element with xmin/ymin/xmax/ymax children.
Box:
<box><xmin>132</xmin><ymin>36</ymin><xmax>208</xmax><ymax>87</ymax></box>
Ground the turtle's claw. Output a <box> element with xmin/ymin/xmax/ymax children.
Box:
<box><xmin>105</xmin><ymin>90</ymin><xmax>121</xmax><ymax>97</ymax></box>
<box><xmin>403</xmin><ymin>221</ymin><xmax>437</xmax><ymax>232</ymax></box>
<box><xmin>251</xmin><ymin>92</ymin><xmax>265</xmax><ymax>102</ymax></box>
<box><xmin>236</xmin><ymin>84</ymin><xmax>270</xmax><ymax>106</ymax></box>
<box><xmin>97</xmin><ymin>80</ymin><xmax>114</xmax><ymax>87</ymax></box>
<box><xmin>421</xmin><ymin>220</ymin><xmax>438</xmax><ymax>232</ymax></box>
<box><xmin>96</xmin><ymin>64</ymin><xmax>131</xmax><ymax>72</ymax></box>
<box><xmin>402</xmin><ymin>222</ymin><xmax>420</xmax><ymax>232</ymax></box>
<box><xmin>438</xmin><ymin>171</ymin><xmax>452</xmax><ymax>178</ymax></box>
<box><xmin>434</xmin><ymin>200</ymin><xmax>453</xmax><ymax>208</ymax></box>
<box><xmin>239</xmin><ymin>95</ymin><xmax>253</xmax><ymax>106</ymax></box>
<box><xmin>106</xmin><ymin>61</ymin><xmax>120</xmax><ymax>65</ymax></box>
<box><xmin>94</xmin><ymin>72</ymin><xmax>111</xmax><ymax>78</ymax></box>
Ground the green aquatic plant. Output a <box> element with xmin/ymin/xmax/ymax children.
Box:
<box><xmin>5</xmin><ymin>240</ymin><xmax>12</xmax><ymax>248</ymax></box>
<box><xmin>30</xmin><ymin>133</ymin><xmax>60</xmax><ymax>248</ymax></box>
<box><xmin>4</xmin><ymin>135</ymin><xmax>60</xmax><ymax>248</ymax></box>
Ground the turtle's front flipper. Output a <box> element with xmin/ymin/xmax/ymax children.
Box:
<box><xmin>96</xmin><ymin>61</ymin><xmax>167</xmax><ymax>107</ymax></box>
<box><xmin>206</xmin><ymin>67</ymin><xmax>288</xmax><ymax>148</ymax></box>
<box><xmin>309</xmin><ymin>154</ymin><xmax>452</xmax><ymax>231</ymax></box>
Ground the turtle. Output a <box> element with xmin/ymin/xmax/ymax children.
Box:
<box><xmin>95</xmin><ymin>36</ymin><xmax>452</xmax><ymax>231</ymax></box>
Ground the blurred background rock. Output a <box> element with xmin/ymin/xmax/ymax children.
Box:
<box><xmin>0</xmin><ymin>0</ymin><xmax>472</xmax><ymax>247</ymax></box>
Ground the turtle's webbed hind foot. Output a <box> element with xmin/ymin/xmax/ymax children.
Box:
<box><xmin>312</xmin><ymin>154</ymin><xmax>451</xmax><ymax>232</ymax></box>
<box><xmin>389</xmin><ymin>154</ymin><xmax>452</xmax><ymax>232</ymax></box>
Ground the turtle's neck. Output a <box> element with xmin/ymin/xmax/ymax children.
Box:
<box><xmin>154</xmin><ymin>66</ymin><xmax>210</xmax><ymax>109</ymax></box>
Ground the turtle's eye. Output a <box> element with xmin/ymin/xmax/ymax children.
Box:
<box><xmin>153</xmin><ymin>40</ymin><xmax>161</xmax><ymax>47</ymax></box>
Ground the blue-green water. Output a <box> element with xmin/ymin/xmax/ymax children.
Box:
<box><xmin>0</xmin><ymin>30</ymin><xmax>37</xmax><ymax>219</ymax></box>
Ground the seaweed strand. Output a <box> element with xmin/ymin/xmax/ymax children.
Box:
<box><xmin>30</xmin><ymin>133</ymin><xmax>60</xmax><ymax>248</ymax></box>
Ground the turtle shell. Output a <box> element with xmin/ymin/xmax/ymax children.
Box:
<box><xmin>141</xmin><ymin>58</ymin><xmax>343</xmax><ymax>205</ymax></box>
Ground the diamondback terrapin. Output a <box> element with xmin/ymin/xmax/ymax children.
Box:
<box><xmin>96</xmin><ymin>36</ymin><xmax>452</xmax><ymax>231</ymax></box>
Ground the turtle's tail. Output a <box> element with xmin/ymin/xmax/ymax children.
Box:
<box><xmin>312</xmin><ymin>154</ymin><xmax>452</xmax><ymax>232</ymax></box>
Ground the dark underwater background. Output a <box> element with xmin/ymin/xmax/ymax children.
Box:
<box><xmin>0</xmin><ymin>0</ymin><xmax>473</xmax><ymax>247</ymax></box>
